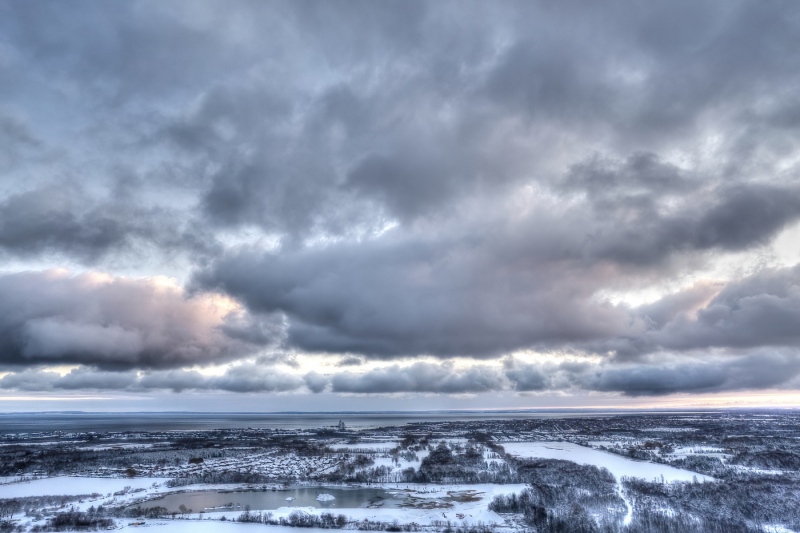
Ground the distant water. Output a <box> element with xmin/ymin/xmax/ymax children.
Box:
<box><xmin>0</xmin><ymin>409</ymin><xmax>714</xmax><ymax>434</ymax></box>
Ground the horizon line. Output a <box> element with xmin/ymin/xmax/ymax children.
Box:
<box><xmin>2</xmin><ymin>406</ymin><xmax>799</xmax><ymax>415</ymax></box>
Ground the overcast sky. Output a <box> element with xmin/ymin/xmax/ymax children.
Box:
<box><xmin>2</xmin><ymin>0</ymin><xmax>800</xmax><ymax>412</ymax></box>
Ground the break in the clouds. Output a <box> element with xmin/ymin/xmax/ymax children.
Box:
<box><xmin>1</xmin><ymin>1</ymin><xmax>800</xmax><ymax>403</ymax></box>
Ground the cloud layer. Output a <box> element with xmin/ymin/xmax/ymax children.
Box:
<box><xmin>1</xmin><ymin>1</ymin><xmax>800</xmax><ymax>401</ymax></box>
<box><xmin>0</xmin><ymin>271</ymin><xmax>280</xmax><ymax>370</ymax></box>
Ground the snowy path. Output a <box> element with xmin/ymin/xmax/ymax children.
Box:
<box><xmin>618</xmin><ymin>484</ymin><xmax>632</xmax><ymax>526</ymax></box>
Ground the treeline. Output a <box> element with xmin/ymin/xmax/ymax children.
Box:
<box><xmin>492</xmin><ymin>491</ymin><xmax>761</xmax><ymax>533</ymax></box>
<box><xmin>236</xmin><ymin>509</ymin><xmax>347</xmax><ymax>528</ymax></box>
<box><xmin>729</xmin><ymin>449</ymin><xmax>800</xmax><ymax>470</ymax></box>
<box><xmin>234</xmin><ymin>510</ymin><xmax>492</xmax><ymax>532</ymax></box>
<box><xmin>0</xmin><ymin>501</ymin><xmax>21</xmax><ymax>523</ymax></box>
<box><xmin>625</xmin><ymin>510</ymin><xmax>759</xmax><ymax>533</ymax></box>
<box><xmin>624</xmin><ymin>476</ymin><xmax>800</xmax><ymax>530</ymax></box>
<box><xmin>489</xmin><ymin>458</ymin><xmax>625</xmax><ymax>527</ymax></box>
<box><xmin>0</xmin><ymin>446</ymin><xmax>106</xmax><ymax>477</ymax></box>
<box><xmin>1</xmin><ymin>494</ymin><xmax>102</xmax><ymax>524</ymax></box>
<box><xmin>489</xmin><ymin>467</ymin><xmax>799</xmax><ymax>533</ymax></box>
<box><xmin>116</xmin><ymin>505</ymin><xmax>169</xmax><ymax>519</ymax></box>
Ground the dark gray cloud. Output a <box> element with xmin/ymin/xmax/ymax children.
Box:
<box><xmin>1</xmin><ymin>1</ymin><xmax>800</xmax><ymax>398</ymax></box>
<box><xmin>586</xmin><ymin>351</ymin><xmax>800</xmax><ymax>397</ymax></box>
<box><xmin>0</xmin><ymin>113</ymin><xmax>40</xmax><ymax>171</ymax></box>
<box><xmin>0</xmin><ymin>364</ymin><xmax>305</xmax><ymax>394</ymax></box>
<box><xmin>337</xmin><ymin>356</ymin><xmax>365</xmax><ymax>367</ymax></box>
<box><xmin>55</xmin><ymin>367</ymin><xmax>139</xmax><ymax>391</ymax></box>
<box><xmin>3</xmin><ymin>350</ymin><xmax>800</xmax><ymax>398</ymax></box>
<box><xmin>329</xmin><ymin>361</ymin><xmax>506</xmax><ymax>394</ymax></box>
<box><xmin>0</xmin><ymin>187</ymin><xmax>125</xmax><ymax>261</ymax></box>
<box><xmin>502</xmin><ymin>351</ymin><xmax>800</xmax><ymax>397</ymax></box>
<box><xmin>643</xmin><ymin>265</ymin><xmax>800</xmax><ymax>354</ymax></box>
<box><xmin>0</xmin><ymin>271</ymin><xmax>281</xmax><ymax>370</ymax></box>
<box><xmin>571</xmin><ymin>264</ymin><xmax>800</xmax><ymax>360</ymax></box>
<box><xmin>304</xmin><ymin>372</ymin><xmax>329</xmax><ymax>394</ymax></box>
<box><xmin>636</xmin><ymin>282</ymin><xmax>723</xmax><ymax>329</ymax></box>
<box><xmin>206</xmin><ymin>364</ymin><xmax>304</xmax><ymax>393</ymax></box>
<box><xmin>196</xmin><ymin>198</ymin><xmax>799</xmax><ymax>361</ymax></box>
<box><xmin>0</xmin><ymin>183</ymin><xmax>219</xmax><ymax>269</ymax></box>
<box><xmin>195</xmin><ymin>234</ymin><xmax>637</xmax><ymax>358</ymax></box>
<box><xmin>564</xmin><ymin>155</ymin><xmax>800</xmax><ymax>266</ymax></box>
<box><xmin>503</xmin><ymin>358</ymin><xmax>549</xmax><ymax>392</ymax></box>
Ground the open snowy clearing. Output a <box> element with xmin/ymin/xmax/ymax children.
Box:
<box><xmin>501</xmin><ymin>441</ymin><xmax>713</xmax><ymax>482</ymax></box>
<box><xmin>0</xmin><ymin>476</ymin><xmax>169</xmax><ymax>499</ymax></box>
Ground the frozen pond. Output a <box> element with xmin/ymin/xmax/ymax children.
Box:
<box><xmin>501</xmin><ymin>441</ymin><xmax>713</xmax><ymax>482</ymax></box>
<box><xmin>136</xmin><ymin>486</ymin><xmax>399</xmax><ymax>513</ymax></box>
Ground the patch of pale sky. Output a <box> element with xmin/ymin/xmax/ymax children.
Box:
<box><xmin>773</xmin><ymin>220</ymin><xmax>800</xmax><ymax>266</ymax></box>
<box><xmin>597</xmin><ymin>227</ymin><xmax>800</xmax><ymax>309</ymax></box>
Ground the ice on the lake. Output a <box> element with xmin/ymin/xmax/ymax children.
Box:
<box><xmin>316</xmin><ymin>493</ymin><xmax>335</xmax><ymax>502</ymax></box>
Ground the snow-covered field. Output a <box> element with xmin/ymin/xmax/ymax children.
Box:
<box><xmin>0</xmin><ymin>477</ymin><xmax>524</xmax><ymax>531</ymax></box>
<box><xmin>501</xmin><ymin>441</ymin><xmax>713</xmax><ymax>482</ymax></box>
<box><xmin>0</xmin><ymin>476</ymin><xmax>169</xmax><ymax>499</ymax></box>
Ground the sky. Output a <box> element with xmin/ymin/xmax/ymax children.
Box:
<box><xmin>2</xmin><ymin>0</ymin><xmax>800</xmax><ymax>412</ymax></box>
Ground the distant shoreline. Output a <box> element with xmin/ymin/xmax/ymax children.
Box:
<box><xmin>1</xmin><ymin>407</ymin><xmax>796</xmax><ymax>434</ymax></box>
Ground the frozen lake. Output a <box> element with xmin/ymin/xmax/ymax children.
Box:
<box><xmin>137</xmin><ymin>487</ymin><xmax>399</xmax><ymax>513</ymax></box>
<box><xmin>501</xmin><ymin>441</ymin><xmax>713</xmax><ymax>482</ymax></box>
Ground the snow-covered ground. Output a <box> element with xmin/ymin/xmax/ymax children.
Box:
<box><xmin>762</xmin><ymin>525</ymin><xmax>797</xmax><ymax>533</ymax></box>
<box><xmin>225</xmin><ymin>483</ymin><xmax>527</xmax><ymax>527</ymax></box>
<box><xmin>501</xmin><ymin>441</ymin><xmax>713</xmax><ymax>483</ymax></box>
<box><xmin>0</xmin><ymin>477</ymin><xmax>524</xmax><ymax>531</ymax></box>
<box><xmin>126</xmin><ymin>520</ymin><xmax>388</xmax><ymax>532</ymax></box>
<box><xmin>0</xmin><ymin>476</ymin><xmax>169</xmax><ymax>499</ymax></box>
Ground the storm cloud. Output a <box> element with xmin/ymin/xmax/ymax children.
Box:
<box><xmin>1</xmin><ymin>1</ymin><xmax>800</xmax><ymax>401</ymax></box>
<box><xmin>0</xmin><ymin>270</ymin><xmax>281</xmax><ymax>370</ymax></box>
<box><xmin>0</xmin><ymin>364</ymin><xmax>305</xmax><ymax>394</ymax></box>
<box><xmin>631</xmin><ymin>265</ymin><xmax>800</xmax><ymax>355</ymax></box>
<box><xmin>330</xmin><ymin>361</ymin><xmax>506</xmax><ymax>394</ymax></box>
